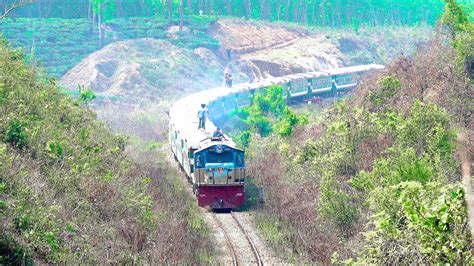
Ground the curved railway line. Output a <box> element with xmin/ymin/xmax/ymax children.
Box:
<box><xmin>212</xmin><ymin>213</ymin><xmax>238</xmax><ymax>266</ymax></box>
<box><xmin>211</xmin><ymin>212</ymin><xmax>264</xmax><ymax>265</ymax></box>
<box><xmin>231</xmin><ymin>212</ymin><xmax>263</xmax><ymax>266</ymax></box>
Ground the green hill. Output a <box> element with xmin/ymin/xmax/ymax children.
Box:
<box><xmin>0</xmin><ymin>39</ymin><xmax>213</xmax><ymax>264</ymax></box>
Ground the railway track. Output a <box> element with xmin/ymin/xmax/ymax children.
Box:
<box><xmin>231</xmin><ymin>212</ymin><xmax>263</xmax><ymax>266</ymax></box>
<box><xmin>212</xmin><ymin>212</ymin><xmax>263</xmax><ymax>265</ymax></box>
<box><xmin>212</xmin><ymin>212</ymin><xmax>238</xmax><ymax>266</ymax></box>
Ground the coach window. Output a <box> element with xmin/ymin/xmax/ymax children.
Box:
<box><xmin>174</xmin><ymin>131</ymin><xmax>177</xmax><ymax>139</ymax></box>
<box><xmin>181</xmin><ymin>139</ymin><xmax>184</xmax><ymax>148</ymax></box>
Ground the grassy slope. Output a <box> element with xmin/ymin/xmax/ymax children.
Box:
<box><xmin>0</xmin><ymin>40</ymin><xmax>213</xmax><ymax>264</ymax></box>
<box><xmin>244</xmin><ymin>33</ymin><xmax>473</xmax><ymax>263</ymax></box>
<box><xmin>0</xmin><ymin>16</ymin><xmax>219</xmax><ymax>77</ymax></box>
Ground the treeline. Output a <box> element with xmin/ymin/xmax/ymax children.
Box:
<box><xmin>6</xmin><ymin>0</ymin><xmax>468</xmax><ymax>27</ymax></box>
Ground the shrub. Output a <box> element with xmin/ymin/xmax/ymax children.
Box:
<box><xmin>5</xmin><ymin>119</ymin><xmax>27</xmax><ymax>149</ymax></box>
<box><xmin>79</xmin><ymin>88</ymin><xmax>96</xmax><ymax>104</ymax></box>
<box><xmin>317</xmin><ymin>174</ymin><xmax>356</xmax><ymax>233</ymax></box>
<box><xmin>0</xmin><ymin>37</ymin><xmax>214</xmax><ymax>264</ymax></box>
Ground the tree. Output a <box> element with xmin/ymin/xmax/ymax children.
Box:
<box><xmin>91</xmin><ymin>0</ymin><xmax>116</xmax><ymax>48</ymax></box>
<box><xmin>441</xmin><ymin>0</ymin><xmax>470</xmax><ymax>39</ymax></box>
<box><xmin>179</xmin><ymin>0</ymin><xmax>183</xmax><ymax>31</ymax></box>
<box><xmin>167</xmin><ymin>0</ymin><xmax>172</xmax><ymax>22</ymax></box>
<box><xmin>0</xmin><ymin>0</ymin><xmax>37</xmax><ymax>19</ymax></box>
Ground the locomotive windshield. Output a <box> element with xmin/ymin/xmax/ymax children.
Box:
<box><xmin>206</xmin><ymin>151</ymin><xmax>233</xmax><ymax>163</ymax></box>
<box><xmin>194</xmin><ymin>146</ymin><xmax>245</xmax><ymax>168</ymax></box>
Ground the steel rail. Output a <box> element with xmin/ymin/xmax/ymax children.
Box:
<box><xmin>231</xmin><ymin>212</ymin><xmax>263</xmax><ymax>266</ymax></box>
<box><xmin>213</xmin><ymin>213</ymin><xmax>238</xmax><ymax>266</ymax></box>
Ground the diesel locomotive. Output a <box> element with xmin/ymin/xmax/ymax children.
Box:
<box><xmin>169</xmin><ymin>124</ymin><xmax>246</xmax><ymax>209</ymax></box>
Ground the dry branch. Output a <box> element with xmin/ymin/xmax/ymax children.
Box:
<box><xmin>0</xmin><ymin>0</ymin><xmax>37</xmax><ymax>20</ymax></box>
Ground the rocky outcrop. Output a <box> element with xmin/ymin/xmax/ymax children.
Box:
<box><xmin>209</xmin><ymin>19</ymin><xmax>343</xmax><ymax>82</ymax></box>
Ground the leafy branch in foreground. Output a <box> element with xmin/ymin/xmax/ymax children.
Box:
<box><xmin>233</xmin><ymin>85</ymin><xmax>307</xmax><ymax>146</ymax></box>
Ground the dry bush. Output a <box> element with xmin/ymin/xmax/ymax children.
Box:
<box><xmin>0</xmin><ymin>42</ymin><xmax>213</xmax><ymax>264</ymax></box>
<box><xmin>248</xmin><ymin>134</ymin><xmax>347</xmax><ymax>263</ymax></box>
<box><xmin>125</xmin><ymin>148</ymin><xmax>214</xmax><ymax>264</ymax></box>
<box><xmin>352</xmin><ymin>37</ymin><xmax>472</xmax><ymax>125</ymax></box>
<box><xmin>248</xmin><ymin>34</ymin><xmax>473</xmax><ymax>263</ymax></box>
<box><xmin>119</xmin><ymin>221</ymin><xmax>147</xmax><ymax>253</ymax></box>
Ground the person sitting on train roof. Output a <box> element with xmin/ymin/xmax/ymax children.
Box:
<box><xmin>212</xmin><ymin>127</ymin><xmax>224</xmax><ymax>138</ymax></box>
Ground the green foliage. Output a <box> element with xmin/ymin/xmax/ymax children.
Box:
<box><xmin>317</xmin><ymin>174</ymin><xmax>356</xmax><ymax>232</ymax></box>
<box><xmin>5</xmin><ymin>119</ymin><xmax>28</xmax><ymax>149</ymax></box>
<box><xmin>233</xmin><ymin>85</ymin><xmax>307</xmax><ymax>145</ymax></box>
<box><xmin>368</xmin><ymin>75</ymin><xmax>401</xmax><ymax>107</ymax></box>
<box><xmin>441</xmin><ymin>0</ymin><xmax>473</xmax><ymax>82</ymax></box>
<box><xmin>47</xmin><ymin>141</ymin><xmax>64</xmax><ymax>159</ymax></box>
<box><xmin>255</xmin><ymin>214</ymin><xmax>290</xmax><ymax>248</ymax></box>
<box><xmin>0</xmin><ymin>16</ymin><xmax>218</xmax><ymax>77</ymax></box>
<box><xmin>248</xmin><ymin>89</ymin><xmax>464</xmax><ymax>263</ymax></box>
<box><xmin>9</xmin><ymin>0</ymin><xmax>456</xmax><ymax>27</ymax></box>
<box><xmin>79</xmin><ymin>87</ymin><xmax>96</xmax><ymax>104</ymax></box>
<box><xmin>124</xmin><ymin>183</ymin><xmax>157</xmax><ymax>230</ymax></box>
<box><xmin>0</xmin><ymin>38</ymin><xmax>213</xmax><ymax>264</ymax></box>
<box><xmin>243</xmin><ymin>3</ymin><xmax>472</xmax><ymax>260</ymax></box>
<box><xmin>442</xmin><ymin>0</ymin><xmax>471</xmax><ymax>37</ymax></box>
<box><xmin>91</xmin><ymin>0</ymin><xmax>117</xmax><ymax>21</ymax></box>
<box><xmin>357</xmin><ymin>182</ymin><xmax>471</xmax><ymax>264</ymax></box>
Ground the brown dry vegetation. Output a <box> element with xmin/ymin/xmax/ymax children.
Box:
<box><xmin>246</xmin><ymin>30</ymin><xmax>473</xmax><ymax>264</ymax></box>
<box><xmin>353</xmin><ymin>37</ymin><xmax>472</xmax><ymax>126</ymax></box>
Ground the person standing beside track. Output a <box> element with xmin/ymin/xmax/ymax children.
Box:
<box><xmin>228</xmin><ymin>73</ymin><xmax>233</xmax><ymax>88</ymax></box>
<box><xmin>197</xmin><ymin>104</ymin><xmax>208</xmax><ymax>130</ymax></box>
<box><xmin>224</xmin><ymin>72</ymin><xmax>233</xmax><ymax>88</ymax></box>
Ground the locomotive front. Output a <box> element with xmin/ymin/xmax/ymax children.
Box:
<box><xmin>193</xmin><ymin>140</ymin><xmax>245</xmax><ymax>209</ymax></box>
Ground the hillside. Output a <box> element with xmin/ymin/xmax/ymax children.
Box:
<box><xmin>2</xmin><ymin>0</ymin><xmax>472</xmax><ymax>264</ymax></box>
<box><xmin>0</xmin><ymin>16</ymin><xmax>219</xmax><ymax>77</ymax></box>
<box><xmin>60</xmin><ymin>38</ymin><xmax>222</xmax><ymax>100</ymax></box>
<box><xmin>0</xmin><ymin>39</ymin><xmax>213</xmax><ymax>264</ymax></box>
<box><xmin>242</xmin><ymin>13</ymin><xmax>473</xmax><ymax>265</ymax></box>
<box><xmin>58</xmin><ymin>38</ymin><xmax>223</xmax><ymax>141</ymax></box>
<box><xmin>211</xmin><ymin>19</ymin><xmax>433</xmax><ymax>81</ymax></box>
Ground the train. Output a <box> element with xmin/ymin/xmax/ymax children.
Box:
<box><xmin>169</xmin><ymin>64</ymin><xmax>384</xmax><ymax>210</ymax></box>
